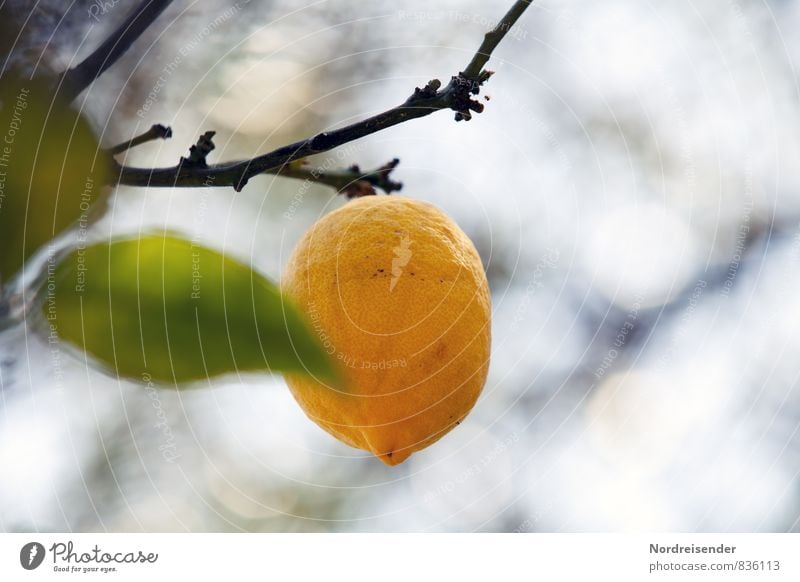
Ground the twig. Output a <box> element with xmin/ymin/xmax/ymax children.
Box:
<box><xmin>462</xmin><ymin>0</ymin><xmax>532</xmax><ymax>80</ymax></box>
<box><xmin>112</xmin><ymin>80</ymin><xmax>460</xmax><ymax>191</ymax></box>
<box><xmin>106</xmin><ymin>123</ymin><xmax>172</xmax><ymax>155</ymax></box>
<box><xmin>111</xmin><ymin>0</ymin><xmax>533</xmax><ymax>192</ymax></box>
<box><xmin>61</xmin><ymin>0</ymin><xmax>174</xmax><ymax>103</ymax></box>
<box><xmin>279</xmin><ymin>158</ymin><xmax>402</xmax><ymax>197</ymax></box>
<box><xmin>112</xmin><ymin>130</ymin><xmax>402</xmax><ymax>194</ymax></box>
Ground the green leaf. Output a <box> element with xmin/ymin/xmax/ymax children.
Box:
<box><xmin>0</xmin><ymin>76</ymin><xmax>110</xmax><ymax>285</ymax></box>
<box><xmin>40</xmin><ymin>235</ymin><xmax>335</xmax><ymax>385</ymax></box>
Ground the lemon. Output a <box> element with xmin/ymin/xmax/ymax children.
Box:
<box><xmin>282</xmin><ymin>196</ymin><xmax>491</xmax><ymax>465</ymax></box>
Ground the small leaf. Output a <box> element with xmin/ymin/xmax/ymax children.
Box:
<box><xmin>0</xmin><ymin>76</ymin><xmax>110</xmax><ymax>284</ymax></box>
<box><xmin>40</xmin><ymin>235</ymin><xmax>335</xmax><ymax>385</ymax></box>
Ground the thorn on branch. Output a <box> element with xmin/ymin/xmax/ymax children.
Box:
<box><xmin>233</xmin><ymin>171</ymin><xmax>249</xmax><ymax>192</ymax></box>
<box><xmin>181</xmin><ymin>131</ymin><xmax>216</xmax><ymax>168</ymax></box>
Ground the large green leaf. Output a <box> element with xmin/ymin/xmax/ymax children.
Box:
<box><xmin>40</xmin><ymin>235</ymin><xmax>335</xmax><ymax>385</ymax></box>
<box><xmin>0</xmin><ymin>76</ymin><xmax>110</xmax><ymax>285</ymax></box>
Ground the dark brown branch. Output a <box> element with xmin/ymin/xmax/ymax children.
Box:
<box><xmin>61</xmin><ymin>0</ymin><xmax>174</xmax><ymax>103</ymax></box>
<box><xmin>110</xmin><ymin>128</ymin><xmax>402</xmax><ymax>194</ymax></box>
<box><xmin>279</xmin><ymin>159</ymin><xmax>403</xmax><ymax>197</ymax></box>
<box><xmin>462</xmin><ymin>0</ymin><xmax>532</xmax><ymax>80</ymax></box>
<box><xmin>111</xmin><ymin>0</ymin><xmax>533</xmax><ymax>192</ymax></box>
<box><xmin>113</xmin><ymin>80</ymin><xmax>449</xmax><ymax>191</ymax></box>
<box><xmin>106</xmin><ymin>123</ymin><xmax>172</xmax><ymax>155</ymax></box>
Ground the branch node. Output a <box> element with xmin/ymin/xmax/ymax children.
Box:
<box><xmin>413</xmin><ymin>78</ymin><xmax>442</xmax><ymax>100</ymax></box>
<box><xmin>180</xmin><ymin>130</ymin><xmax>216</xmax><ymax>168</ymax></box>
<box><xmin>310</xmin><ymin>131</ymin><xmax>332</xmax><ymax>150</ymax></box>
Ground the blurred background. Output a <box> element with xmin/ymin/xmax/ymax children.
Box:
<box><xmin>2</xmin><ymin>0</ymin><xmax>800</xmax><ymax>532</ymax></box>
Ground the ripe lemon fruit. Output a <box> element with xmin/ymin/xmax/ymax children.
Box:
<box><xmin>282</xmin><ymin>195</ymin><xmax>491</xmax><ymax>465</ymax></box>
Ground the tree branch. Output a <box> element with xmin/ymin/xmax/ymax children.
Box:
<box><xmin>106</xmin><ymin>123</ymin><xmax>172</xmax><ymax>155</ymax></box>
<box><xmin>462</xmin><ymin>0</ymin><xmax>532</xmax><ymax>80</ymax></box>
<box><xmin>61</xmin><ymin>0</ymin><xmax>174</xmax><ymax>103</ymax></box>
<box><xmin>111</xmin><ymin>128</ymin><xmax>402</xmax><ymax>194</ymax></box>
<box><xmin>278</xmin><ymin>158</ymin><xmax>402</xmax><ymax>197</ymax></box>
<box><xmin>111</xmin><ymin>0</ymin><xmax>533</xmax><ymax>192</ymax></box>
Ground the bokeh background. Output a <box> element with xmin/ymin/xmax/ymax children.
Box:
<box><xmin>2</xmin><ymin>0</ymin><xmax>800</xmax><ymax>532</ymax></box>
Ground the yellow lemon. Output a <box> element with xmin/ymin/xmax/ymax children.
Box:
<box><xmin>282</xmin><ymin>195</ymin><xmax>491</xmax><ymax>465</ymax></box>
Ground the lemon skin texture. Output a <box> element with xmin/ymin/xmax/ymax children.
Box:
<box><xmin>282</xmin><ymin>195</ymin><xmax>491</xmax><ymax>466</ymax></box>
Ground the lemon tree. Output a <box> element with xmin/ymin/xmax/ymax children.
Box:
<box><xmin>0</xmin><ymin>0</ymin><xmax>527</xmax><ymax>465</ymax></box>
